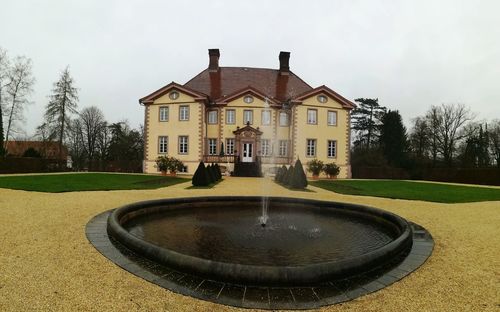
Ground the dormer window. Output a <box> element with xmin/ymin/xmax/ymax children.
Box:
<box><xmin>243</xmin><ymin>95</ymin><xmax>254</xmax><ymax>104</ymax></box>
<box><xmin>169</xmin><ymin>91</ymin><xmax>179</xmax><ymax>100</ymax></box>
<box><xmin>317</xmin><ymin>95</ymin><xmax>328</xmax><ymax>103</ymax></box>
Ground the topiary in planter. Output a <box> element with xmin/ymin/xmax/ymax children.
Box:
<box><xmin>290</xmin><ymin>159</ymin><xmax>308</xmax><ymax>189</ymax></box>
<box><xmin>192</xmin><ymin>161</ymin><xmax>210</xmax><ymax>186</ymax></box>
<box><xmin>323</xmin><ymin>162</ymin><xmax>340</xmax><ymax>178</ymax></box>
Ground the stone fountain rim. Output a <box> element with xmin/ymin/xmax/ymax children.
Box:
<box><xmin>107</xmin><ymin>196</ymin><xmax>413</xmax><ymax>285</ymax></box>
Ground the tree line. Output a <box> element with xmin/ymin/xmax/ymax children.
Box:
<box><xmin>0</xmin><ymin>47</ymin><xmax>143</xmax><ymax>171</ymax></box>
<box><xmin>351</xmin><ymin>98</ymin><xmax>500</xmax><ymax>176</ymax></box>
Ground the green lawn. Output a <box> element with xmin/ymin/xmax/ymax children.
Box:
<box><xmin>310</xmin><ymin>179</ymin><xmax>500</xmax><ymax>203</ymax></box>
<box><xmin>0</xmin><ymin>173</ymin><xmax>188</xmax><ymax>193</ymax></box>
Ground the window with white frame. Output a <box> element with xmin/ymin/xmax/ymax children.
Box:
<box><xmin>179</xmin><ymin>105</ymin><xmax>189</xmax><ymax>121</ymax></box>
<box><xmin>307</xmin><ymin>109</ymin><xmax>317</xmax><ymax>124</ymax></box>
<box><xmin>279</xmin><ymin>111</ymin><xmax>289</xmax><ymax>126</ymax></box>
<box><xmin>328</xmin><ymin>110</ymin><xmax>337</xmax><ymax>126</ymax></box>
<box><xmin>159</xmin><ymin>106</ymin><xmax>169</xmax><ymax>122</ymax></box>
<box><xmin>306</xmin><ymin>139</ymin><xmax>317</xmax><ymax>157</ymax></box>
<box><xmin>178</xmin><ymin>136</ymin><xmax>188</xmax><ymax>154</ymax></box>
<box><xmin>327</xmin><ymin>140</ymin><xmax>337</xmax><ymax>158</ymax></box>
<box><xmin>226</xmin><ymin>109</ymin><xmax>235</xmax><ymax>124</ymax></box>
<box><xmin>158</xmin><ymin>136</ymin><xmax>168</xmax><ymax>153</ymax></box>
<box><xmin>208</xmin><ymin>110</ymin><xmax>218</xmax><ymax>124</ymax></box>
<box><xmin>226</xmin><ymin>138</ymin><xmax>235</xmax><ymax>155</ymax></box>
<box><xmin>261</xmin><ymin>110</ymin><xmax>271</xmax><ymax>125</ymax></box>
<box><xmin>261</xmin><ymin>139</ymin><xmax>271</xmax><ymax>156</ymax></box>
<box><xmin>279</xmin><ymin>140</ymin><xmax>288</xmax><ymax>157</ymax></box>
<box><xmin>243</xmin><ymin>110</ymin><xmax>253</xmax><ymax>124</ymax></box>
<box><xmin>208</xmin><ymin>138</ymin><xmax>217</xmax><ymax>155</ymax></box>
<box><xmin>179</xmin><ymin>165</ymin><xmax>188</xmax><ymax>173</ymax></box>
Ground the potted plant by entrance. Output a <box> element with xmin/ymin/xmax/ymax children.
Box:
<box><xmin>155</xmin><ymin>156</ymin><xmax>185</xmax><ymax>176</ymax></box>
<box><xmin>306</xmin><ymin>159</ymin><xmax>324</xmax><ymax>180</ymax></box>
<box><xmin>323</xmin><ymin>162</ymin><xmax>340</xmax><ymax>179</ymax></box>
<box><xmin>167</xmin><ymin>157</ymin><xmax>185</xmax><ymax>176</ymax></box>
<box><xmin>155</xmin><ymin>156</ymin><xmax>170</xmax><ymax>175</ymax></box>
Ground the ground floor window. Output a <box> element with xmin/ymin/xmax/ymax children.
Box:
<box><xmin>208</xmin><ymin>138</ymin><xmax>217</xmax><ymax>155</ymax></box>
<box><xmin>158</xmin><ymin>136</ymin><xmax>168</xmax><ymax>153</ymax></box>
<box><xmin>279</xmin><ymin>140</ymin><xmax>288</xmax><ymax>157</ymax></box>
<box><xmin>327</xmin><ymin>140</ymin><xmax>337</xmax><ymax>158</ymax></box>
<box><xmin>226</xmin><ymin>138</ymin><xmax>235</xmax><ymax>155</ymax></box>
<box><xmin>179</xmin><ymin>165</ymin><xmax>188</xmax><ymax>173</ymax></box>
<box><xmin>261</xmin><ymin>139</ymin><xmax>271</xmax><ymax>156</ymax></box>
<box><xmin>306</xmin><ymin>139</ymin><xmax>316</xmax><ymax>157</ymax></box>
<box><xmin>178</xmin><ymin>136</ymin><xmax>188</xmax><ymax>154</ymax></box>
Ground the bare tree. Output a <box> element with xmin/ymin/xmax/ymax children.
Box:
<box><xmin>490</xmin><ymin>120</ymin><xmax>500</xmax><ymax>168</ymax></box>
<box><xmin>4</xmin><ymin>56</ymin><xmax>35</xmax><ymax>149</ymax></box>
<box><xmin>66</xmin><ymin>118</ymin><xmax>86</xmax><ymax>171</ymax></box>
<box><xmin>79</xmin><ymin>106</ymin><xmax>106</xmax><ymax>170</ymax></box>
<box><xmin>96</xmin><ymin>121</ymin><xmax>112</xmax><ymax>169</ymax></box>
<box><xmin>431</xmin><ymin>103</ymin><xmax>474</xmax><ymax>166</ymax></box>
<box><xmin>0</xmin><ymin>47</ymin><xmax>9</xmax><ymax>156</ymax></box>
<box><xmin>44</xmin><ymin>66</ymin><xmax>79</xmax><ymax>161</ymax></box>
<box><xmin>409</xmin><ymin>116</ymin><xmax>430</xmax><ymax>159</ymax></box>
<box><xmin>425</xmin><ymin>106</ymin><xmax>442</xmax><ymax>165</ymax></box>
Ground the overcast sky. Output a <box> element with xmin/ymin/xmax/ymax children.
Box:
<box><xmin>1</xmin><ymin>0</ymin><xmax>499</xmax><ymax>137</ymax></box>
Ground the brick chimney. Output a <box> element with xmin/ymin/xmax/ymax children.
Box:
<box><xmin>208</xmin><ymin>49</ymin><xmax>220</xmax><ymax>72</ymax></box>
<box><xmin>279</xmin><ymin>51</ymin><xmax>290</xmax><ymax>75</ymax></box>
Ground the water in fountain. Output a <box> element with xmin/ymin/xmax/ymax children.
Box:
<box><xmin>260</xmin><ymin>197</ymin><xmax>269</xmax><ymax>226</ymax></box>
<box><xmin>259</xmin><ymin>96</ymin><xmax>273</xmax><ymax>227</ymax></box>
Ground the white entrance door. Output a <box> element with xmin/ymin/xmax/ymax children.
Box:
<box><xmin>242</xmin><ymin>143</ymin><xmax>253</xmax><ymax>162</ymax></box>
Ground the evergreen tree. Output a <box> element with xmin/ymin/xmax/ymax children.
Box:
<box><xmin>44</xmin><ymin>66</ymin><xmax>79</xmax><ymax>161</ymax></box>
<box><xmin>379</xmin><ymin>110</ymin><xmax>408</xmax><ymax>167</ymax></box>
<box><xmin>192</xmin><ymin>161</ymin><xmax>209</xmax><ymax>186</ymax></box>
<box><xmin>351</xmin><ymin>98</ymin><xmax>386</xmax><ymax>149</ymax></box>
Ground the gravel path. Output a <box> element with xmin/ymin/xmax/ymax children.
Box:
<box><xmin>0</xmin><ymin>177</ymin><xmax>498</xmax><ymax>311</ymax></box>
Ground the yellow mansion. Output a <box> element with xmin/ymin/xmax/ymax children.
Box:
<box><xmin>140</xmin><ymin>49</ymin><xmax>355</xmax><ymax>178</ymax></box>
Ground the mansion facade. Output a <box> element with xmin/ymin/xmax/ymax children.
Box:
<box><xmin>140</xmin><ymin>49</ymin><xmax>355</xmax><ymax>178</ymax></box>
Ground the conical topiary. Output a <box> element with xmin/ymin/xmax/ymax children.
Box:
<box><xmin>192</xmin><ymin>161</ymin><xmax>209</xmax><ymax>186</ymax></box>
<box><xmin>290</xmin><ymin>159</ymin><xmax>308</xmax><ymax>189</ymax></box>
<box><xmin>274</xmin><ymin>167</ymin><xmax>281</xmax><ymax>182</ymax></box>
<box><xmin>215</xmin><ymin>163</ymin><xmax>222</xmax><ymax>180</ymax></box>
<box><xmin>285</xmin><ymin>165</ymin><xmax>294</xmax><ymax>186</ymax></box>
<box><xmin>280</xmin><ymin>165</ymin><xmax>287</xmax><ymax>183</ymax></box>
<box><xmin>212</xmin><ymin>163</ymin><xmax>219</xmax><ymax>181</ymax></box>
<box><xmin>206</xmin><ymin>164</ymin><xmax>215</xmax><ymax>183</ymax></box>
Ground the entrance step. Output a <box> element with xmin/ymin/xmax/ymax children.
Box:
<box><xmin>233</xmin><ymin>161</ymin><xmax>262</xmax><ymax>177</ymax></box>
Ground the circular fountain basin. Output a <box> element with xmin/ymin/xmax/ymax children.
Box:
<box><xmin>107</xmin><ymin>197</ymin><xmax>413</xmax><ymax>286</ymax></box>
